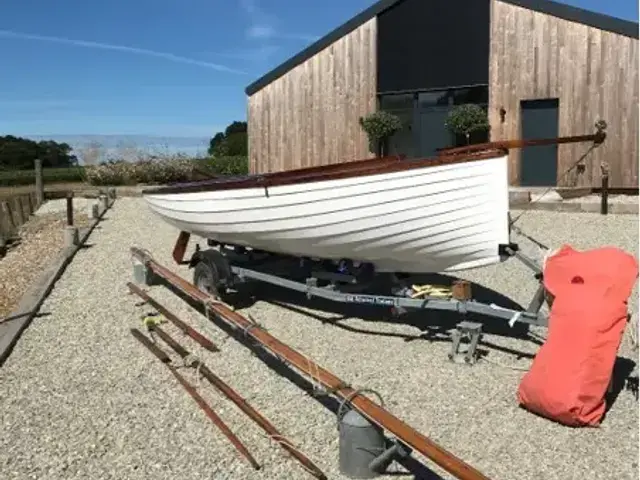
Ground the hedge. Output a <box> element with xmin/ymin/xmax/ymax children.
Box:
<box><xmin>0</xmin><ymin>156</ymin><xmax>250</xmax><ymax>187</ymax></box>
<box><xmin>85</xmin><ymin>156</ymin><xmax>249</xmax><ymax>186</ymax></box>
<box><xmin>0</xmin><ymin>167</ymin><xmax>86</xmax><ymax>187</ymax></box>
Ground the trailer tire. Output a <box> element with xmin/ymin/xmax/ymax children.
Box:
<box><xmin>193</xmin><ymin>249</ymin><xmax>231</xmax><ymax>298</ymax></box>
<box><xmin>193</xmin><ymin>260</ymin><xmax>220</xmax><ymax>296</ymax></box>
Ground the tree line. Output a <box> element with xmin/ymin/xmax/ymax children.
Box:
<box><xmin>0</xmin><ymin>135</ymin><xmax>78</xmax><ymax>170</ymax></box>
<box><xmin>0</xmin><ymin>118</ymin><xmax>249</xmax><ymax>172</ymax></box>
<box><xmin>208</xmin><ymin>121</ymin><xmax>247</xmax><ymax>157</ymax></box>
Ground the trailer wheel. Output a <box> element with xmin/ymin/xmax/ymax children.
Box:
<box><xmin>192</xmin><ymin>249</ymin><xmax>232</xmax><ymax>297</ymax></box>
<box><xmin>193</xmin><ymin>260</ymin><xmax>221</xmax><ymax>296</ymax></box>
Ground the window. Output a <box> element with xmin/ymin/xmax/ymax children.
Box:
<box><xmin>378</xmin><ymin>93</ymin><xmax>417</xmax><ymax>157</ymax></box>
<box><xmin>452</xmin><ymin>86</ymin><xmax>488</xmax><ymax>105</ymax></box>
<box><xmin>379</xmin><ymin>93</ymin><xmax>414</xmax><ymax>111</ymax></box>
<box><xmin>418</xmin><ymin>90</ymin><xmax>450</xmax><ymax>108</ymax></box>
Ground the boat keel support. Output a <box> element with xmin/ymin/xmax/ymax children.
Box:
<box><xmin>172</xmin><ymin>231</ymin><xmax>191</xmax><ymax>265</ymax></box>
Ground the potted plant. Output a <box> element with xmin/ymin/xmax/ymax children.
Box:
<box><xmin>445</xmin><ymin>104</ymin><xmax>491</xmax><ymax>146</ymax></box>
<box><xmin>359</xmin><ymin>110</ymin><xmax>403</xmax><ymax>157</ymax></box>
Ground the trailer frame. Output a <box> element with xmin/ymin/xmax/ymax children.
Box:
<box><xmin>171</xmin><ymin>232</ymin><xmax>547</xmax><ymax>364</ymax></box>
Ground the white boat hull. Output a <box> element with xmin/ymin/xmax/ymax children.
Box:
<box><xmin>143</xmin><ymin>156</ymin><xmax>511</xmax><ymax>273</ymax></box>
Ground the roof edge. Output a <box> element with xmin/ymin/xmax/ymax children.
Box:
<box><xmin>244</xmin><ymin>0</ymin><xmax>402</xmax><ymax>96</ymax></box>
<box><xmin>245</xmin><ymin>0</ymin><xmax>638</xmax><ymax>97</ymax></box>
<box><xmin>500</xmin><ymin>0</ymin><xmax>638</xmax><ymax>39</ymax></box>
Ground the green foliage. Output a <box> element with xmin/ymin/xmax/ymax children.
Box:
<box><xmin>83</xmin><ymin>156</ymin><xmax>249</xmax><ymax>186</ymax></box>
<box><xmin>208</xmin><ymin>121</ymin><xmax>248</xmax><ymax>157</ymax></box>
<box><xmin>444</xmin><ymin>104</ymin><xmax>490</xmax><ymax>139</ymax></box>
<box><xmin>224</xmin><ymin>121</ymin><xmax>247</xmax><ymax>136</ymax></box>
<box><xmin>85</xmin><ymin>157</ymin><xmax>199</xmax><ymax>186</ymax></box>
<box><xmin>0</xmin><ymin>135</ymin><xmax>78</xmax><ymax>170</ymax></box>
<box><xmin>0</xmin><ymin>167</ymin><xmax>85</xmax><ymax>187</ymax></box>
<box><xmin>208</xmin><ymin>132</ymin><xmax>225</xmax><ymax>155</ymax></box>
<box><xmin>358</xmin><ymin>111</ymin><xmax>403</xmax><ymax>143</ymax></box>
<box><xmin>198</xmin><ymin>156</ymin><xmax>249</xmax><ymax>176</ymax></box>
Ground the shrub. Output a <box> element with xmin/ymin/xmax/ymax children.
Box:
<box><xmin>358</xmin><ymin>111</ymin><xmax>403</xmax><ymax>156</ymax></box>
<box><xmin>445</xmin><ymin>104</ymin><xmax>490</xmax><ymax>144</ymax></box>
<box><xmin>1</xmin><ymin>155</ymin><xmax>252</xmax><ymax>187</ymax></box>
<box><xmin>83</xmin><ymin>156</ymin><xmax>249</xmax><ymax>186</ymax></box>
<box><xmin>85</xmin><ymin>157</ymin><xmax>199</xmax><ymax>186</ymax></box>
<box><xmin>197</xmin><ymin>156</ymin><xmax>249</xmax><ymax>176</ymax></box>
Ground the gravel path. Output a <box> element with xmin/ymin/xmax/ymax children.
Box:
<box><xmin>0</xmin><ymin>197</ymin><xmax>637</xmax><ymax>480</ymax></box>
<box><xmin>0</xmin><ymin>199</ymin><xmax>89</xmax><ymax>317</ymax></box>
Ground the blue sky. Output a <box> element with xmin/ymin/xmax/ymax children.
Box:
<box><xmin>0</xmin><ymin>0</ymin><xmax>637</xmax><ymax>140</ymax></box>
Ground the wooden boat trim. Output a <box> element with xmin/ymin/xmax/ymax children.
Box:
<box><xmin>435</xmin><ymin>131</ymin><xmax>606</xmax><ymax>156</ymax></box>
<box><xmin>142</xmin><ymin>149</ymin><xmax>506</xmax><ymax>195</ymax></box>
<box><xmin>143</xmin><ymin>154</ymin><xmax>405</xmax><ymax>195</ymax></box>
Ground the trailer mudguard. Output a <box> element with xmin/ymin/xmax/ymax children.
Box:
<box><xmin>517</xmin><ymin>245</ymin><xmax>638</xmax><ymax>427</ymax></box>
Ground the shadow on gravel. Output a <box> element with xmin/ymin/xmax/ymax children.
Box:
<box><xmin>222</xmin><ymin>272</ymin><xmax>539</xmax><ymax>359</ymax></box>
<box><xmin>605</xmin><ymin>357</ymin><xmax>638</xmax><ymax>413</ymax></box>
<box><xmin>163</xmin><ymin>281</ymin><xmax>446</xmax><ymax>480</ymax></box>
<box><xmin>0</xmin><ymin>311</ymin><xmax>51</xmax><ymax>325</ymax></box>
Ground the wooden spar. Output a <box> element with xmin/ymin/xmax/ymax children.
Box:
<box><xmin>130</xmin><ymin>328</ymin><xmax>261</xmax><ymax>470</ymax></box>
<box><xmin>150</xmin><ymin>324</ymin><xmax>328</xmax><ymax>480</ymax></box>
<box><xmin>436</xmin><ymin>125</ymin><xmax>606</xmax><ymax>157</ymax></box>
<box><xmin>128</xmin><ymin>281</ymin><xmax>219</xmax><ymax>352</ymax></box>
<box><xmin>130</xmin><ymin>247</ymin><xmax>493</xmax><ymax>480</ymax></box>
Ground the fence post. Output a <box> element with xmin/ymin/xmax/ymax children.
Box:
<box><xmin>35</xmin><ymin>158</ymin><xmax>44</xmax><ymax>207</ymax></box>
<box><xmin>66</xmin><ymin>192</ymin><xmax>74</xmax><ymax>226</ymax></box>
<box><xmin>600</xmin><ymin>162</ymin><xmax>609</xmax><ymax>215</ymax></box>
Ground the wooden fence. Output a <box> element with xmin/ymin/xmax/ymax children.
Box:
<box><xmin>0</xmin><ymin>191</ymin><xmax>42</xmax><ymax>242</ymax></box>
<box><xmin>0</xmin><ymin>160</ymin><xmax>45</xmax><ymax>244</ymax></box>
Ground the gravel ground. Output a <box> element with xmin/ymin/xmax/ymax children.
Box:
<box><xmin>531</xmin><ymin>191</ymin><xmax>639</xmax><ymax>204</ymax></box>
<box><xmin>0</xmin><ymin>199</ymin><xmax>90</xmax><ymax>317</ymax></box>
<box><xmin>0</xmin><ymin>197</ymin><xmax>637</xmax><ymax>480</ymax></box>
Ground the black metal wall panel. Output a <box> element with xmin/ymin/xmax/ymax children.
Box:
<box><xmin>377</xmin><ymin>0</ymin><xmax>491</xmax><ymax>93</ymax></box>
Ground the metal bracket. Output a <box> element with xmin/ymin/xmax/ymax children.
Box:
<box><xmin>448</xmin><ymin>321</ymin><xmax>483</xmax><ymax>365</ymax></box>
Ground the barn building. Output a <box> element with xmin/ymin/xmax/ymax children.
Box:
<box><xmin>245</xmin><ymin>0</ymin><xmax>638</xmax><ymax>188</ymax></box>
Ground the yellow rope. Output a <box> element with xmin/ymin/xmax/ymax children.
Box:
<box><xmin>142</xmin><ymin>313</ymin><xmax>165</xmax><ymax>329</ymax></box>
<box><xmin>410</xmin><ymin>284</ymin><xmax>452</xmax><ymax>299</ymax></box>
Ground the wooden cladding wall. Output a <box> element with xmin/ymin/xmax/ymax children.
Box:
<box><xmin>489</xmin><ymin>0</ymin><xmax>639</xmax><ymax>187</ymax></box>
<box><xmin>247</xmin><ymin>19</ymin><xmax>377</xmax><ymax>174</ymax></box>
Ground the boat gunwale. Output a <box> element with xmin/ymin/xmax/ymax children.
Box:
<box><xmin>142</xmin><ymin>149</ymin><xmax>507</xmax><ymax>196</ymax></box>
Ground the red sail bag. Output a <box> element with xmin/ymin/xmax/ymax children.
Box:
<box><xmin>517</xmin><ymin>245</ymin><xmax>638</xmax><ymax>426</ymax></box>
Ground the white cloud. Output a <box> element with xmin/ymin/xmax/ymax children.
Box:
<box><xmin>247</xmin><ymin>25</ymin><xmax>276</xmax><ymax>39</ymax></box>
<box><xmin>0</xmin><ymin>29</ymin><xmax>247</xmax><ymax>74</ymax></box>
<box><xmin>238</xmin><ymin>0</ymin><xmax>317</xmax><ymax>43</ymax></box>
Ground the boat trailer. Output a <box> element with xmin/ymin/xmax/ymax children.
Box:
<box><xmin>130</xmin><ymin>245</ymin><xmax>494</xmax><ymax>480</ymax></box>
<box><xmin>169</xmin><ymin>231</ymin><xmax>548</xmax><ymax>365</ymax></box>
